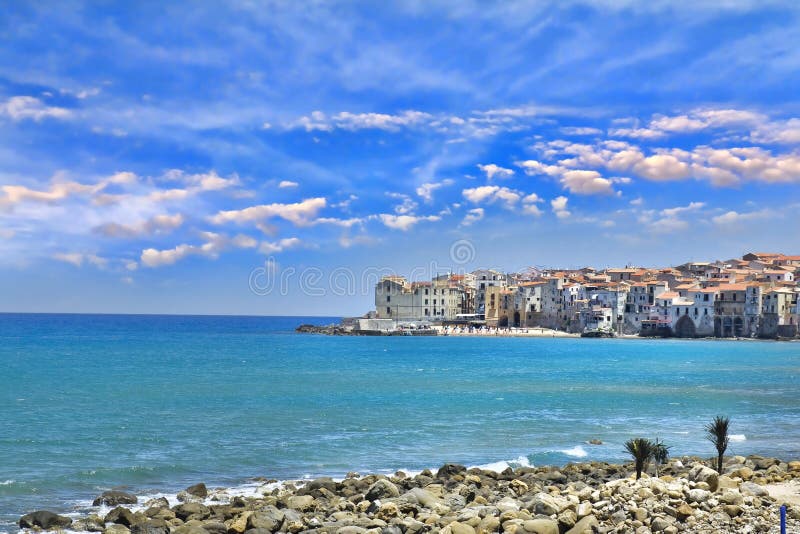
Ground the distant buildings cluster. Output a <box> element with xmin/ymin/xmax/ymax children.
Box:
<box><xmin>372</xmin><ymin>252</ymin><xmax>800</xmax><ymax>338</ymax></box>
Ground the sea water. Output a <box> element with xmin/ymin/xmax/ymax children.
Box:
<box><xmin>1</xmin><ymin>313</ymin><xmax>799</xmax><ymax>531</ymax></box>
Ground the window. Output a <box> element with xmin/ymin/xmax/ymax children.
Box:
<box><xmin>386</xmin><ymin>307</ymin><xmax>391</xmax><ymax>314</ymax></box>
<box><xmin>424</xmin><ymin>299</ymin><xmax>428</xmax><ymax>305</ymax></box>
<box><xmin>425</xmin><ymin>288</ymin><xmax>429</xmax><ymax>295</ymax></box>
<box><xmin>387</xmin><ymin>295</ymin><xmax>391</xmax><ymax>303</ymax></box>
<box><xmin>704</xmin><ymin>294</ymin><xmax>709</xmax><ymax>302</ymax></box>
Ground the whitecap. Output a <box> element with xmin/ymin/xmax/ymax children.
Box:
<box><xmin>729</xmin><ymin>434</ymin><xmax>746</xmax><ymax>442</ymax></box>
<box><xmin>560</xmin><ymin>446</ymin><xmax>588</xmax><ymax>458</ymax></box>
<box><xmin>0</xmin><ymin>480</ymin><xmax>14</xmax><ymax>485</ymax></box>
<box><xmin>471</xmin><ymin>455</ymin><xmax>532</xmax><ymax>473</ymax></box>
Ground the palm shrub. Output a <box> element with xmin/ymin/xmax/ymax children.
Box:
<box><xmin>624</xmin><ymin>438</ymin><xmax>655</xmax><ymax>480</ymax></box>
<box><xmin>652</xmin><ymin>438</ymin><xmax>671</xmax><ymax>477</ymax></box>
<box><xmin>705</xmin><ymin>416</ymin><xmax>730</xmax><ymax>474</ymax></box>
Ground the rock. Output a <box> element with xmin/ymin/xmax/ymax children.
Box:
<box><xmin>587</xmin><ymin>439</ymin><xmax>603</xmax><ymax>445</ymax></box>
<box><xmin>723</xmin><ymin>504</ymin><xmax>743</xmax><ymax>517</ymax></box>
<box><xmin>510</xmin><ymin>479</ymin><xmax>528</xmax><ymax>496</ymax></box>
<box><xmin>719</xmin><ymin>489</ymin><xmax>743</xmax><ymax>505</ymax></box>
<box><xmin>105</xmin><ymin>507</ymin><xmax>137</xmax><ymax>526</ymax></box>
<box><xmin>172</xmin><ymin>526</ymin><xmax>209</xmax><ymax>534</ymax></box>
<box><xmin>299</xmin><ymin>477</ymin><xmax>338</xmax><ymax>496</ymax></box>
<box><xmin>201</xmin><ymin>522</ymin><xmax>227</xmax><ymax>534</ymax></box>
<box><xmin>129</xmin><ymin>519</ymin><xmax>169</xmax><ymax>534</ymax></box>
<box><xmin>716</xmin><ymin>475</ymin><xmax>738</xmax><ymax>489</ymax></box>
<box><xmin>575</xmin><ymin>502</ymin><xmax>592</xmax><ymax>519</ymax></box>
<box><xmin>19</xmin><ymin>511</ymin><xmax>73</xmax><ymax>529</ymax></box>
<box><xmin>247</xmin><ymin>509</ymin><xmax>283</xmax><ymax>531</ymax></box>
<box><xmin>404</xmin><ymin>487</ymin><xmax>442</xmax><ymax>508</ymax></box>
<box><xmin>93</xmin><ymin>491</ymin><xmax>139</xmax><ymax>507</ymax></box>
<box><xmin>521</xmin><ymin>519</ymin><xmax>558</xmax><ymax>534</ymax></box>
<box><xmin>788</xmin><ymin>460</ymin><xmax>800</xmax><ymax>472</ymax></box>
<box><xmin>286</xmin><ymin>494</ymin><xmax>315</xmax><ymax>511</ymax></box>
<box><xmin>365</xmin><ymin>479</ymin><xmax>400</xmax><ymax>501</ymax></box>
<box><xmin>687</xmin><ymin>464</ymin><xmax>719</xmax><ymax>492</ymax></box>
<box><xmin>105</xmin><ymin>526</ymin><xmax>131</xmax><ymax>534</ymax></box>
<box><xmin>564</xmin><ymin>515</ymin><xmax>598</xmax><ymax>534</ymax></box>
<box><xmin>437</xmin><ymin>464</ymin><xmax>467</xmax><ymax>479</ymax></box>
<box><xmin>445</xmin><ymin>521</ymin><xmax>476</xmax><ymax>534</ymax></box>
<box><xmin>496</xmin><ymin>497</ymin><xmax>520</xmax><ymax>513</ymax></box>
<box><xmin>739</xmin><ymin>481</ymin><xmax>769</xmax><ymax>497</ymax></box>
<box><xmin>173</xmin><ymin>503</ymin><xmax>210</xmax><ymax>521</ymax></box>
<box><xmin>675</xmin><ymin>503</ymin><xmax>694</xmax><ymax>521</ymax></box>
<box><xmin>337</xmin><ymin>528</ymin><xmax>368</xmax><ymax>534</ymax></box>
<box><xmin>185</xmin><ymin>483</ymin><xmax>208</xmax><ymax>498</ymax></box>
<box><xmin>737</xmin><ymin>466</ymin><xmax>754</xmax><ymax>480</ymax></box>
<box><xmin>530</xmin><ymin>493</ymin><xmax>564</xmax><ymax>516</ymax></box>
<box><xmin>687</xmin><ymin>488</ymin><xmax>711</xmax><ymax>503</ymax></box>
<box><xmin>650</xmin><ymin>516</ymin><xmax>673</xmax><ymax>532</ymax></box>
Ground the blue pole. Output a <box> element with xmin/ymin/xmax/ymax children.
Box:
<box><xmin>781</xmin><ymin>504</ymin><xmax>786</xmax><ymax>534</ymax></box>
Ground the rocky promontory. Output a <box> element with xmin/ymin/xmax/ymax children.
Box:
<box><xmin>20</xmin><ymin>455</ymin><xmax>800</xmax><ymax>534</ymax></box>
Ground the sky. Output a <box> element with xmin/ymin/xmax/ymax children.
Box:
<box><xmin>1</xmin><ymin>1</ymin><xmax>800</xmax><ymax>316</ymax></box>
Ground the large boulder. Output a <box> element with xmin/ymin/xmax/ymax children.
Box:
<box><xmin>687</xmin><ymin>464</ymin><xmax>719</xmax><ymax>492</ymax></box>
<box><xmin>105</xmin><ymin>507</ymin><xmax>138</xmax><ymax>527</ymax></box>
<box><xmin>185</xmin><ymin>483</ymin><xmax>208</xmax><ymax>498</ymax></box>
<box><xmin>94</xmin><ymin>491</ymin><xmax>139</xmax><ymax>507</ymax></box>
<box><xmin>365</xmin><ymin>479</ymin><xmax>400</xmax><ymax>501</ymax></box>
<box><xmin>173</xmin><ymin>502</ymin><xmax>210</xmax><ymax>521</ymax></box>
<box><xmin>522</xmin><ymin>518</ymin><xmax>558</xmax><ymax>534</ymax></box>
<box><xmin>129</xmin><ymin>519</ymin><xmax>169</xmax><ymax>534</ymax></box>
<box><xmin>436</xmin><ymin>464</ymin><xmax>467</xmax><ymax>479</ymax></box>
<box><xmin>19</xmin><ymin>511</ymin><xmax>73</xmax><ymax>529</ymax></box>
<box><xmin>298</xmin><ymin>477</ymin><xmax>337</xmax><ymax>496</ymax></box>
<box><xmin>740</xmin><ymin>481</ymin><xmax>769</xmax><ymax>497</ymax></box>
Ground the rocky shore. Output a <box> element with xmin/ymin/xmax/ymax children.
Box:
<box><xmin>19</xmin><ymin>456</ymin><xmax>800</xmax><ymax>534</ymax></box>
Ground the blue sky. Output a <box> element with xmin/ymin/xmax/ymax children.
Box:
<box><xmin>1</xmin><ymin>1</ymin><xmax>799</xmax><ymax>315</ymax></box>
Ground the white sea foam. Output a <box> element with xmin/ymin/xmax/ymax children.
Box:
<box><xmin>0</xmin><ymin>480</ymin><xmax>14</xmax><ymax>485</ymax></box>
<box><xmin>471</xmin><ymin>455</ymin><xmax>532</xmax><ymax>473</ymax></box>
<box><xmin>560</xmin><ymin>446</ymin><xmax>588</xmax><ymax>458</ymax></box>
<box><xmin>729</xmin><ymin>434</ymin><xmax>747</xmax><ymax>442</ymax></box>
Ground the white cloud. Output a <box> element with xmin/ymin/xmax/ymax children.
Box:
<box><xmin>290</xmin><ymin>110</ymin><xmax>432</xmax><ymax>132</ymax></box>
<box><xmin>94</xmin><ymin>213</ymin><xmax>184</xmax><ymax>238</ymax></box>
<box><xmin>377</xmin><ymin>213</ymin><xmax>441</xmax><ymax>231</ymax></box>
<box><xmin>53</xmin><ymin>252</ymin><xmax>108</xmax><ymax>268</ymax></box>
<box><xmin>560</xmin><ymin>169</ymin><xmax>615</xmax><ymax>195</ymax></box>
<box><xmin>210</xmin><ymin>197</ymin><xmax>327</xmax><ymax>226</ymax></box>
<box><xmin>462</xmin><ymin>185</ymin><xmax>520</xmax><ymax>208</ymax></box>
<box><xmin>477</xmin><ymin>163</ymin><xmax>515</xmax><ymax>180</ymax></box>
<box><xmin>278</xmin><ymin>180</ymin><xmax>299</xmax><ymax>188</ymax></box>
<box><xmin>461</xmin><ymin>207</ymin><xmax>484</xmax><ymax>226</ymax></box>
<box><xmin>259</xmin><ymin>237</ymin><xmax>302</xmax><ymax>254</ymax></box>
<box><xmin>661</xmin><ymin>202</ymin><xmax>705</xmax><ymax>217</ymax></box>
<box><xmin>140</xmin><ymin>231</ymin><xmax>257</xmax><ymax>267</ymax></box>
<box><xmin>551</xmin><ymin>196</ymin><xmax>571</xmax><ymax>219</ymax></box>
<box><xmin>559</xmin><ymin>126</ymin><xmax>603</xmax><ymax>136</ymax></box>
<box><xmin>1</xmin><ymin>96</ymin><xmax>71</xmax><ymax>121</ymax></box>
<box><xmin>712</xmin><ymin>209</ymin><xmax>772</xmax><ymax>225</ymax></box>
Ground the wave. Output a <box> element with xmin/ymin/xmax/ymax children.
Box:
<box><xmin>470</xmin><ymin>455</ymin><xmax>532</xmax><ymax>473</ymax></box>
<box><xmin>729</xmin><ymin>434</ymin><xmax>747</xmax><ymax>442</ymax></box>
<box><xmin>0</xmin><ymin>480</ymin><xmax>14</xmax><ymax>486</ymax></box>
<box><xmin>560</xmin><ymin>446</ymin><xmax>588</xmax><ymax>458</ymax></box>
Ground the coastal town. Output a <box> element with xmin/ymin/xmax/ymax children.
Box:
<box><xmin>356</xmin><ymin>252</ymin><xmax>800</xmax><ymax>339</ymax></box>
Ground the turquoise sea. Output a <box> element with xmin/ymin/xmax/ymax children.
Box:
<box><xmin>1</xmin><ymin>313</ymin><xmax>799</xmax><ymax>531</ymax></box>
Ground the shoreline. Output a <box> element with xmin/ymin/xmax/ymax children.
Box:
<box><xmin>15</xmin><ymin>455</ymin><xmax>800</xmax><ymax>534</ymax></box>
<box><xmin>298</xmin><ymin>323</ymin><xmax>799</xmax><ymax>341</ymax></box>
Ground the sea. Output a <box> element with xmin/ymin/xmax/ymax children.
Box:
<box><xmin>1</xmin><ymin>313</ymin><xmax>799</xmax><ymax>532</ymax></box>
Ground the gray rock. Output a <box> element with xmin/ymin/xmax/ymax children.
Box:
<box><xmin>650</xmin><ymin>516</ymin><xmax>673</xmax><ymax>532</ymax></box>
<box><xmin>436</xmin><ymin>464</ymin><xmax>467</xmax><ymax>479</ymax></box>
<box><xmin>243</xmin><ymin>529</ymin><xmax>272</xmax><ymax>534</ymax></box>
<box><xmin>19</xmin><ymin>511</ymin><xmax>73</xmax><ymax>529</ymax></box>
<box><xmin>173</xmin><ymin>502</ymin><xmax>211</xmax><ymax>521</ymax></box>
<box><xmin>105</xmin><ymin>507</ymin><xmax>137</xmax><ymax>526</ymax></box>
<box><xmin>403</xmin><ymin>488</ymin><xmax>442</xmax><ymax>508</ymax></box>
<box><xmin>530</xmin><ymin>493</ymin><xmax>560</xmax><ymax>516</ymax></box>
<box><xmin>740</xmin><ymin>481</ymin><xmax>769</xmax><ymax>497</ymax></box>
<box><xmin>201</xmin><ymin>522</ymin><xmax>228</xmax><ymax>534</ymax></box>
<box><xmin>171</xmin><ymin>526</ymin><xmax>209</xmax><ymax>534</ymax></box>
<box><xmin>185</xmin><ymin>483</ymin><xmax>208</xmax><ymax>498</ymax></box>
<box><xmin>247</xmin><ymin>510</ymin><xmax>283</xmax><ymax>531</ymax></box>
<box><xmin>446</xmin><ymin>522</ymin><xmax>475</xmax><ymax>534</ymax></box>
<box><xmin>336</xmin><ymin>528</ymin><xmax>368</xmax><ymax>534</ymax></box>
<box><xmin>687</xmin><ymin>489</ymin><xmax>711</xmax><ymax>503</ymax></box>
<box><xmin>94</xmin><ymin>491</ymin><xmax>139</xmax><ymax>507</ymax></box>
<box><xmin>564</xmin><ymin>515</ymin><xmax>598</xmax><ymax>534</ymax></box>
<box><xmin>129</xmin><ymin>519</ymin><xmax>169</xmax><ymax>534</ymax></box>
<box><xmin>687</xmin><ymin>464</ymin><xmax>719</xmax><ymax>492</ymax></box>
<box><xmin>286</xmin><ymin>495</ymin><xmax>315</xmax><ymax>511</ymax></box>
<box><xmin>365</xmin><ymin>479</ymin><xmax>400</xmax><ymax>501</ymax></box>
<box><xmin>522</xmin><ymin>518</ymin><xmax>558</xmax><ymax>534</ymax></box>
<box><xmin>105</xmin><ymin>526</ymin><xmax>131</xmax><ymax>534</ymax></box>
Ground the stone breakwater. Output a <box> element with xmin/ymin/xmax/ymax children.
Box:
<box><xmin>18</xmin><ymin>456</ymin><xmax>800</xmax><ymax>534</ymax></box>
